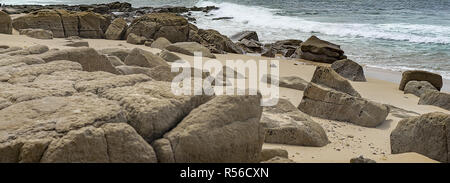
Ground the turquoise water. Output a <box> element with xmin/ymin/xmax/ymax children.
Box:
<box><xmin>3</xmin><ymin>0</ymin><xmax>450</xmax><ymax>79</ymax></box>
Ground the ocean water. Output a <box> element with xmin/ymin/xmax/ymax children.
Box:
<box><xmin>3</xmin><ymin>0</ymin><xmax>450</xmax><ymax>79</ymax></box>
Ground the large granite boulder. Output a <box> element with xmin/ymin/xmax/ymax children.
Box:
<box><xmin>418</xmin><ymin>91</ymin><xmax>450</xmax><ymax>110</ymax></box>
<box><xmin>331</xmin><ymin>59</ymin><xmax>366</xmax><ymax>82</ymax></box>
<box><xmin>0</xmin><ymin>10</ymin><xmax>12</xmax><ymax>34</ymax></box>
<box><xmin>298</xmin><ymin>83</ymin><xmax>389</xmax><ymax>127</ymax></box>
<box><xmin>0</xmin><ymin>96</ymin><xmax>157</xmax><ymax>163</ymax></box>
<box><xmin>38</xmin><ymin>47</ymin><xmax>119</xmax><ymax>74</ymax></box>
<box><xmin>77</xmin><ymin>11</ymin><xmax>110</xmax><ymax>38</ymax></box>
<box><xmin>296</xmin><ymin>36</ymin><xmax>346</xmax><ymax>63</ymax></box>
<box><xmin>399</xmin><ymin>70</ymin><xmax>443</xmax><ymax>91</ymax></box>
<box><xmin>12</xmin><ymin>9</ymin><xmax>65</xmax><ymax>38</ymax></box>
<box><xmin>153</xmin><ymin>94</ymin><xmax>264</xmax><ymax>163</ymax></box>
<box><xmin>151</xmin><ymin>37</ymin><xmax>172</xmax><ymax>50</ymax></box>
<box><xmin>261</xmin><ymin>99</ymin><xmax>329</xmax><ymax>146</ymax></box>
<box><xmin>55</xmin><ymin>9</ymin><xmax>79</xmax><ymax>37</ymax></box>
<box><xmin>12</xmin><ymin>9</ymin><xmax>110</xmax><ymax>38</ymax></box>
<box><xmin>124</xmin><ymin>48</ymin><xmax>169</xmax><ymax>68</ymax></box>
<box><xmin>311</xmin><ymin>66</ymin><xmax>361</xmax><ymax>97</ymax></box>
<box><xmin>390</xmin><ymin>112</ymin><xmax>450</xmax><ymax>162</ymax></box>
<box><xmin>165</xmin><ymin>42</ymin><xmax>216</xmax><ymax>58</ymax></box>
<box><xmin>196</xmin><ymin>29</ymin><xmax>243</xmax><ymax>54</ymax></box>
<box><xmin>105</xmin><ymin>18</ymin><xmax>127</xmax><ymax>40</ymax></box>
<box><xmin>404</xmin><ymin>81</ymin><xmax>438</xmax><ymax>97</ymax></box>
<box><xmin>125</xmin><ymin>13</ymin><xmax>189</xmax><ymax>43</ymax></box>
<box><xmin>100</xmin><ymin>81</ymin><xmax>213</xmax><ymax>142</ymax></box>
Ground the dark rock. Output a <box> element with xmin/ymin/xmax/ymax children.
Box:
<box><xmin>296</xmin><ymin>36</ymin><xmax>346</xmax><ymax>63</ymax></box>
<box><xmin>350</xmin><ymin>156</ymin><xmax>376</xmax><ymax>163</ymax></box>
<box><xmin>331</xmin><ymin>59</ymin><xmax>366</xmax><ymax>82</ymax></box>
<box><xmin>0</xmin><ymin>10</ymin><xmax>12</xmax><ymax>34</ymax></box>
<box><xmin>231</xmin><ymin>31</ymin><xmax>259</xmax><ymax>41</ymax></box>
<box><xmin>399</xmin><ymin>70</ymin><xmax>443</xmax><ymax>91</ymax></box>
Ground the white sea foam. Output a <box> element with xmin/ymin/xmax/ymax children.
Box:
<box><xmin>195</xmin><ymin>0</ymin><xmax>450</xmax><ymax>44</ymax></box>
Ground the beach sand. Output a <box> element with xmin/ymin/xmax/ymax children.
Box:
<box><xmin>1</xmin><ymin>33</ymin><xmax>448</xmax><ymax>163</ymax></box>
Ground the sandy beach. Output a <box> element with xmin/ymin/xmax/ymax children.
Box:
<box><xmin>2</xmin><ymin>31</ymin><xmax>447</xmax><ymax>163</ymax></box>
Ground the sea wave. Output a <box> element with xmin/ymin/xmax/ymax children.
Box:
<box><xmin>195</xmin><ymin>0</ymin><xmax>450</xmax><ymax>44</ymax></box>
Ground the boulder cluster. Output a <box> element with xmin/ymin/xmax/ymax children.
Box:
<box><xmin>12</xmin><ymin>9</ymin><xmax>111</xmax><ymax>38</ymax></box>
<box><xmin>398</xmin><ymin>70</ymin><xmax>449</xmax><ymax>110</ymax></box>
<box><xmin>0</xmin><ymin>44</ymin><xmax>268</xmax><ymax>163</ymax></box>
<box><xmin>298</xmin><ymin>66</ymin><xmax>389</xmax><ymax>128</ymax></box>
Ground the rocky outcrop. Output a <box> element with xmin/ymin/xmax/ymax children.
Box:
<box><xmin>295</xmin><ymin>36</ymin><xmax>346</xmax><ymax>63</ymax></box>
<box><xmin>298</xmin><ymin>83</ymin><xmax>389</xmax><ymax>127</ymax></box>
<box><xmin>195</xmin><ymin>29</ymin><xmax>243</xmax><ymax>54</ymax></box>
<box><xmin>77</xmin><ymin>11</ymin><xmax>110</xmax><ymax>38</ymax></box>
<box><xmin>105</xmin><ymin>18</ymin><xmax>127</xmax><ymax>40</ymax></box>
<box><xmin>153</xmin><ymin>94</ymin><xmax>264</xmax><ymax>163</ymax></box>
<box><xmin>12</xmin><ymin>9</ymin><xmax>110</xmax><ymax>38</ymax></box>
<box><xmin>12</xmin><ymin>9</ymin><xmax>64</xmax><ymax>37</ymax></box>
<box><xmin>311</xmin><ymin>66</ymin><xmax>361</xmax><ymax>97</ymax></box>
<box><xmin>124</xmin><ymin>48</ymin><xmax>169</xmax><ymax>68</ymax></box>
<box><xmin>38</xmin><ymin>47</ymin><xmax>119</xmax><ymax>74</ymax></box>
<box><xmin>231</xmin><ymin>31</ymin><xmax>259</xmax><ymax>41</ymax></box>
<box><xmin>2</xmin><ymin>45</ymin><xmax>270</xmax><ymax>163</ymax></box>
<box><xmin>0</xmin><ymin>96</ymin><xmax>157</xmax><ymax>163</ymax></box>
<box><xmin>261</xmin><ymin>99</ymin><xmax>329</xmax><ymax>146</ymax></box>
<box><xmin>399</xmin><ymin>70</ymin><xmax>443</xmax><ymax>91</ymax></box>
<box><xmin>238</xmin><ymin>39</ymin><xmax>263</xmax><ymax>53</ymax></box>
<box><xmin>390</xmin><ymin>112</ymin><xmax>450</xmax><ymax>162</ymax></box>
<box><xmin>126</xmin><ymin>13</ymin><xmax>189</xmax><ymax>43</ymax></box>
<box><xmin>19</xmin><ymin>29</ymin><xmax>53</xmax><ymax>39</ymax></box>
<box><xmin>418</xmin><ymin>91</ymin><xmax>450</xmax><ymax>110</ymax></box>
<box><xmin>0</xmin><ymin>11</ymin><xmax>12</xmax><ymax>34</ymax></box>
<box><xmin>331</xmin><ymin>59</ymin><xmax>366</xmax><ymax>82</ymax></box>
<box><xmin>404</xmin><ymin>81</ymin><xmax>438</xmax><ymax>97</ymax></box>
<box><xmin>165</xmin><ymin>42</ymin><xmax>216</xmax><ymax>58</ymax></box>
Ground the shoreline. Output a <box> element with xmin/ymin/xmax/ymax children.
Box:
<box><xmin>1</xmin><ymin>4</ymin><xmax>449</xmax><ymax>163</ymax></box>
<box><xmin>2</xmin><ymin>3</ymin><xmax>449</xmax><ymax>84</ymax></box>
